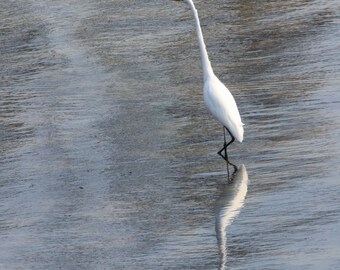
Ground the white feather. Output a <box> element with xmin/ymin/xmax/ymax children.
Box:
<box><xmin>184</xmin><ymin>0</ymin><xmax>244</xmax><ymax>143</ymax></box>
<box><xmin>204</xmin><ymin>76</ymin><xmax>244</xmax><ymax>142</ymax></box>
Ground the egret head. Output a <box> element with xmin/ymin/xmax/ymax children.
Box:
<box><xmin>173</xmin><ymin>0</ymin><xmax>192</xmax><ymax>6</ymax></box>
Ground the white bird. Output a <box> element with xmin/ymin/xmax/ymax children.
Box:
<box><xmin>175</xmin><ymin>0</ymin><xmax>244</xmax><ymax>162</ymax></box>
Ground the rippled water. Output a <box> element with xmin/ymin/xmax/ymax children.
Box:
<box><xmin>1</xmin><ymin>0</ymin><xmax>339</xmax><ymax>269</ymax></box>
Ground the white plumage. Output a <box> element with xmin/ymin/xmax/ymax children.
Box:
<box><xmin>204</xmin><ymin>76</ymin><xmax>244</xmax><ymax>142</ymax></box>
<box><xmin>179</xmin><ymin>0</ymin><xmax>244</xmax><ymax>148</ymax></box>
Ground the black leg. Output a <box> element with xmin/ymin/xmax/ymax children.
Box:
<box><xmin>217</xmin><ymin>127</ymin><xmax>238</xmax><ymax>180</ymax></box>
<box><xmin>217</xmin><ymin>127</ymin><xmax>235</xmax><ymax>161</ymax></box>
<box><xmin>225</xmin><ymin>128</ymin><xmax>235</xmax><ymax>148</ymax></box>
<box><xmin>217</xmin><ymin>128</ymin><xmax>227</xmax><ymax>160</ymax></box>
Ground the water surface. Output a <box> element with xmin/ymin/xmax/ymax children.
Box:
<box><xmin>1</xmin><ymin>0</ymin><xmax>339</xmax><ymax>269</ymax></box>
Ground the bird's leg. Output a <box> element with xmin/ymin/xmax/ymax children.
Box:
<box><xmin>217</xmin><ymin>127</ymin><xmax>234</xmax><ymax>161</ymax></box>
<box><xmin>217</xmin><ymin>128</ymin><xmax>228</xmax><ymax>160</ymax></box>
<box><xmin>225</xmin><ymin>128</ymin><xmax>235</xmax><ymax>149</ymax></box>
<box><xmin>217</xmin><ymin>127</ymin><xmax>237</xmax><ymax>179</ymax></box>
<box><xmin>224</xmin><ymin>128</ymin><xmax>238</xmax><ymax>176</ymax></box>
<box><xmin>218</xmin><ymin>128</ymin><xmax>230</xmax><ymax>176</ymax></box>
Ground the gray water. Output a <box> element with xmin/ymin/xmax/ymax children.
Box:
<box><xmin>1</xmin><ymin>0</ymin><xmax>340</xmax><ymax>269</ymax></box>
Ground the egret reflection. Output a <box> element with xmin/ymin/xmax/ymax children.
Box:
<box><xmin>215</xmin><ymin>164</ymin><xmax>248</xmax><ymax>270</ymax></box>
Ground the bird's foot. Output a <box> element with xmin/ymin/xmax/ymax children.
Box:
<box><xmin>217</xmin><ymin>144</ymin><xmax>238</xmax><ymax>180</ymax></box>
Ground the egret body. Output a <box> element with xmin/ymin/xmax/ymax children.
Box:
<box><xmin>176</xmin><ymin>0</ymin><xmax>244</xmax><ymax>162</ymax></box>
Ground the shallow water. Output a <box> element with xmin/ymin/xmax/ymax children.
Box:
<box><xmin>1</xmin><ymin>0</ymin><xmax>339</xmax><ymax>269</ymax></box>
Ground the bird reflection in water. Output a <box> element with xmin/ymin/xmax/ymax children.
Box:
<box><xmin>225</xmin><ymin>157</ymin><xmax>238</xmax><ymax>181</ymax></box>
<box><xmin>215</xmin><ymin>164</ymin><xmax>248</xmax><ymax>270</ymax></box>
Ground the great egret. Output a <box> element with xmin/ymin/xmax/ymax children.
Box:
<box><xmin>175</xmin><ymin>0</ymin><xmax>244</xmax><ymax>163</ymax></box>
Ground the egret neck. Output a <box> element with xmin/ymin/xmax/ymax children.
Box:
<box><xmin>186</xmin><ymin>0</ymin><xmax>214</xmax><ymax>81</ymax></box>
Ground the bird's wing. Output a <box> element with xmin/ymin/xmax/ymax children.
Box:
<box><xmin>204</xmin><ymin>78</ymin><xmax>244</xmax><ymax>142</ymax></box>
